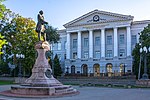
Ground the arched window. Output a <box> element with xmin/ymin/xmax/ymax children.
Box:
<box><xmin>93</xmin><ymin>63</ymin><xmax>100</xmax><ymax>77</ymax></box>
<box><xmin>106</xmin><ymin>63</ymin><xmax>113</xmax><ymax>77</ymax></box>
<box><xmin>71</xmin><ymin>65</ymin><xmax>75</xmax><ymax>74</ymax></box>
<box><xmin>81</xmin><ymin>64</ymin><xmax>88</xmax><ymax>76</ymax></box>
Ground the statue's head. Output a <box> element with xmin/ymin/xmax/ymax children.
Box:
<box><xmin>39</xmin><ymin>10</ymin><xmax>43</xmax><ymax>15</ymax></box>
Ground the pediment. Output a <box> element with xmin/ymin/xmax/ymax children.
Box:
<box><xmin>64</xmin><ymin>9</ymin><xmax>134</xmax><ymax>28</ymax></box>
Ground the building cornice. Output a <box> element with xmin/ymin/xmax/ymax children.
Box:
<box><xmin>66</xmin><ymin>19</ymin><xmax>132</xmax><ymax>28</ymax></box>
<box><xmin>132</xmin><ymin>20</ymin><xmax>150</xmax><ymax>25</ymax></box>
<box><xmin>64</xmin><ymin>9</ymin><xmax>134</xmax><ymax>28</ymax></box>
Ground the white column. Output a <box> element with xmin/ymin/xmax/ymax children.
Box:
<box><xmin>77</xmin><ymin>31</ymin><xmax>81</xmax><ymax>59</ymax></box>
<box><xmin>101</xmin><ymin>29</ymin><xmax>105</xmax><ymax>58</ymax></box>
<box><xmin>66</xmin><ymin>32</ymin><xmax>70</xmax><ymax>59</ymax></box>
<box><xmin>89</xmin><ymin>30</ymin><xmax>93</xmax><ymax>58</ymax></box>
<box><xmin>114</xmin><ymin>27</ymin><xmax>118</xmax><ymax>57</ymax></box>
<box><xmin>127</xmin><ymin>26</ymin><xmax>131</xmax><ymax>56</ymax></box>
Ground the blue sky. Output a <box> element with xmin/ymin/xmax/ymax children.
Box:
<box><xmin>3</xmin><ymin>0</ymin><xmax>150</xmax><ymax>29</ymax></box>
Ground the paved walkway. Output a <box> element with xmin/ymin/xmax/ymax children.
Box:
<box><xmin>0</xmin><ymin>85</ymin><xmax>150</xmax><ymax>100</ymax></box>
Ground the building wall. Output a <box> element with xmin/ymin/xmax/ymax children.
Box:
<box><xmin>53</xmin><ymin>11</ymin><xmax>150</xmax><ymax>76</ymax></box>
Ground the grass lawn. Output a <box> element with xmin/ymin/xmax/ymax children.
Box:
<box><xmin>0</xmin><ymin>80</ymin><xmax>14</xmax><ymax>85</ymax></box>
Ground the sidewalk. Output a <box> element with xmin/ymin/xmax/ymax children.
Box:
<box><xmin>0</xmin><ymin>85</ymin><xmax>150</xmax><ymax>100</ymax></box>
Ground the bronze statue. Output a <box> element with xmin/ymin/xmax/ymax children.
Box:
<box><xmin>36</xmin><ymin>10</ymin><xmax>48</xmax><ymax>41</ymax></box>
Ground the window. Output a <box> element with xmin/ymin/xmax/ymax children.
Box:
<box><xmin>119</xmin><ymin>49</ymin><xmax>125</xmax><ymax>57</ymax></box>
<box><xmin>64</xmin><ymin>41</ymin><xmax>67</xmax><ymax>50</ymax></box>
<box><xmin>64</xmin><ymin>54</ymin><xmax>66</xmax><ymax>59</ymax></box>
<box><xmin>95</xmin><ymin>51</ymin><xmax>100</xmax><ymax>58</ymax></box>
<box><xmin>106</xmin><ymin>64</ymin><xmax>113</xmax><ymax>73</ymax></box>
<box><xmin>131</xmin><ymin>35</ymin><xmax>137</xmax><ymax>45</ymax></box>
<box><xmin>95</xmin><ymin>37</ymin><xmax>100</xmax><ymax>46</ymax></box>
<box><xmin>73</xmin><ymin>39</ymin><xmax>77</xmax><ymax>48</ymax></box>
<box><xmin>57</xmin><ymin>42</ymin><xmax>61</xmax><ymax>50</ymax></box>
<box><xmin>107</xmin><ymin>36</ymin><xmax>112</xmax><ymax>45</ymax></box>
<box><xmin>73</xmin><ymin>52</ymin><xmax>77</xmax><ymax>59</ymax></box>
<box><xmin>84</xmin><ymin>51</ymin><xmax>88</xmax><ymax>58</ymax></box>
<box><xmin>119</xmin><ymin>34</ymin><xmax>124</xmax><ymax>44</ymax></box>
<box><xmin>84</xmin><ymin>38</ymin><xmax>88</xmax><ymax>47</ymax></box>
<box><xmin>120</xmin><ymin>64</ymin><xmax>124</xmax><ymax>73</ymax></box>
<box><xmin>106</xmin><ymin>50</ymin><xmax>112</xmax><ymax>57</ymax></box>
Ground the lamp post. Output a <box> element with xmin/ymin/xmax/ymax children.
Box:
<box><xmin>138</xmin><ymin>45</ymin><xmax>142</xmax><ymax>80</ymax></box>
<box><xmin>3</xmin><ymin>45</ymin><xmax>6</xmax><ymax>62</ymax></box>
<box><xmin>16</xmin><ymin>54</ymin><xmax>25</xmax><ymax>77</ymax></box>
<box><xmin>123</xmin><ymin>64</ymin><xmax>127</xmax><ymax>76</ymax></box>
<box><xmin>140</xmin><ymin>46</ymin><xmax>150</xmax><ymax>79</ymax></box>
<box><xmin>51</xmin><ymin>41</ymin><xmax>54</xmax><ymax>76</ymax></box>
<box><xmin>65</xmin><ymin>66</ymin><xmax>69</xmax><ymax>74</ymax></box>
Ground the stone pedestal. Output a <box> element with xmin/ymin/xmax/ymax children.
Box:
<box><xmin>25</xmin><ymin>41</ymin><xmax>62</xmax><ymax>87</ymax></box>
<box><xmin>1</xmin><ymin>41</ymin><xmax>79</xmax><ymax>97</ymax></box>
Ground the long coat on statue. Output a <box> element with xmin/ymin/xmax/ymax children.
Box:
<box><xmin>36</xmin><ymin>14</ymin><xmax>47</xmax><ymax>33</ymax></box>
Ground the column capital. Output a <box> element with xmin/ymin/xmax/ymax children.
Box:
<box><xmin>126</xmin><ymin>25</ymin><xmax>131</xmax><ymax>28</ymax></box>
<box><xmin>66</xmin><ymin>30</ymin><xmax>79</xmax><ymax>33</ymax></box>
<box><xmin>88</xmin><ymin>29</ymin><xmax>93</xmax><ymax>31</ymax></box>
<box><xmin>100</xmin><ymin>28</ymin><xmax>105</xmax><ymax>30</ymax></box>
<box><xmin>113</xmin><ymin>27</ymin><xmax>118</xmax><ymax>29</ymax></box>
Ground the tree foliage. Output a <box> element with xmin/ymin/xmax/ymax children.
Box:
<box><xmin>0</xmin><ymin>0</ymin><xmax>6</xmax><ymax>19</ymax></box>
<box><xmin>0</xmin><ymin>0</ymin><xmax>8</xmax><ymax>55</ymax></box>
<box><xmin>0</xmin><ymin>33</ymin><xmax>7</xmax><ymax>55</ymax></box>
<box><xmin>132</xmin><ymin>24</ymin><xmax>150</xmax><ymax>78</ymax></box>
<box><xmin>0</xmin><ymin>0</ymin><xmax>60</xmax><ymax>76</ymax></box>
<box><xmin>2</xmin><ymin>16</ymin><xmax>38</xmax><ymax>76</ymax></box>
<box><xmin>53</xmin><ymin>54</ymin><xmax>62</xmax><ymax>78</ymax></box>
<box><xmin>45</xmin><ymin>25</ymin><xmax>60</xmax><ymax>43</ymax></box>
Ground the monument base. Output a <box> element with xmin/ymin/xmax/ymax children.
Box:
<box><xmin>0</xmin><ymin>41</ymin><xmax>79</xmax><ymax>97</ymax></box>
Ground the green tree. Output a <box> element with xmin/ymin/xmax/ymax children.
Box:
<box><xmin>45</xmin><ymin>25</ymin><xmax>60</xmax><ymax>43</ymax></box>
<box><xmin>0</xmin><ymin>33</ymin><xmax>7</xmax><ymax>55</ymax></box>
<box><xmin>0</xmin><ymin>0</ymin><xmax>8</xmax><ymax>55</ymax></box>
<box><xmin>53</xmin><ymin>54</ymin><xmax>62</xmax><ymax>78</ymax></box>
<box><xmin>132</xmin><ymin>24</ymin><xmax>150</xmax><ymax>78</ymax></box>
<box><xmin>0</xmin><ymin>0</ymin><xmax>6</xmax><ymax>19</ymax></box>
<box><xmin>3</xmin><ymin>16</ymin><xmax>38</xmax><ymax>76</ymax></box>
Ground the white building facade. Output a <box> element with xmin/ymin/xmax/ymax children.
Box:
<box><xmin>53</xmin><ymin>10</ymin><xmax>150</xmax><ymax>77</ymax></box>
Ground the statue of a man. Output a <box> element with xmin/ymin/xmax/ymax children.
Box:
<box><xmin>36</xmin><ymin>10</ymin><xmax>48</xmax><ymax>41</ymax></box>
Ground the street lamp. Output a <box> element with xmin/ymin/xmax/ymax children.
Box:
<box><xmin>65</xmin><ymin>66</ymin><xmax>69</xmax><ymax>74</ymax></box>
<box><xmin>140</xmin><ymin>46</ymin><xmax>150</xmax><ymax>79</ymax></box>
<box><xmin>122</xmin><ymin>64</ymin><xmax>127</xmax><ymax>76</ymax></box>
<box><xmin>138</xmin><ymin>44</ymin><xmax>142</xmax><ymax>80</ymax></box>
<box><xmin>16</xmin><ymin>54</ymin><xmax>25</xmax><ymax>77</ymax></box>
<box><xmin>51</xmin><ymin>41</ymin><xmax>54</xmax><ymax>76</ymax></box>
<box><xmin>3</xmin><ymin>45</ymin><xmax>6</xmax><ymax>62</ymax></box>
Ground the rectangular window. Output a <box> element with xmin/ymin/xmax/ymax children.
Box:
<box><xmin>73</xmin><ymin>52</ymin><xmax>77</xmax><ymax>59</ymax></box>
<box><xmin>119</xmin><ymin>34</ymin><xmax>124</xmax><ymax>44</ymax></box>
<box><xmin>106</xmin><ymin>50</ymin><xmax>112</xmax><ymax>57</ymax></box>
<box><xmin>107</xmin><ymin>36</ymin><xmax>112</xmax><ymax>45</ymax></box>
<box><xmin>57</xmin><ymin>42</ymin><xmax>61</xmax><ymax>50</ymax></box>
<box><xmin>131</xmin><ymin>35</ymin><xmax>137</xmax><ymax>45</ymax></box>
<box><xmin>73</xmin><ymin>39</ymin><xmax>77</xmax><ymax>48</ymax></box>
<box><xmin>84</xmin><ymin>51</ymin><xmax>88</xmax><ymax>58</ymax></box>
<box><xmin>95</xmin><ymin>51</ymin><xmax>100</xmax><ymax>58</ymax></box>
<box><xmin>64</xmin><ymin>54</ymin><xmax>66</xmax><ymax>59</ymax></box>
<box><xmin>64</xmin><ymin>41</ymin><xmax>67</xmax><ymax>50</ymax></box>
<box><xmin>119</xmin><ymin>49</ymin><xmax>125</xmax><ymax>57</ymax></box>
<box><xmin>95</xmin><ymin>37</ymin><xmax>100</xmax><ymax>46</ymax></box>
<box><xmin>84</xmin><ymin>38</ymin><xmax>88</xmax><ymax>47</ymax></box>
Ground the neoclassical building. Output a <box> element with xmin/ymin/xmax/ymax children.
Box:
<box><xmin>52</xmin><ymin>9</ymin><xmax>150</xmax><ymax>77</ymax></box>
